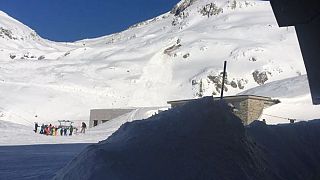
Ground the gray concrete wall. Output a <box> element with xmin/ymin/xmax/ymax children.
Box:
<box><xmin>89</xmin><ymin>109</ymin><xmax>134</xmax><ymax>128</ymax></box>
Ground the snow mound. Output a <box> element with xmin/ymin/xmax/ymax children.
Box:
<box><xmin>238</xmin><ymin>75</ymin><xmax>310</xmax><ymax>98</ymax></box>
<box><xmin>54</xmin><ymin>97</ymin><xmax>277</xmax><ymax>180</ymax></box>
<box><xmin>247</xmin><ymin>120</ymin><xmax>320</xmax><ymax>180</ymax></box>
<box><xmin>55</xmin><ymin>97</ymin><xmax>320</xmax><ymax>180</ymax></box>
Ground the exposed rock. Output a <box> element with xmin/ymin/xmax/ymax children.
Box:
<box><xmin>0</xmin><ymin>27</ymin><xmax>17</xmax><ymax>40</ymax></box>
<box><xmin>199</xmin><ymin>3</ymin><xmax>223</xmax><ymax>17</ymax></box>
<box><xmin>183</xmin><ymin>53</ymin><xmax>190</xmax><ymax>59</ymax></box>
<box><xmin>172</xmin><ymin>11</ymin><xmax>189</xmax><ymax>26</ymax></box>
<box><xmin>252</xmin><ymin>70</ymin><xmax>271</xmax><ymax>85</ymax></box>
<box><xmin>29</xmin><ymin>32</ymin><xmax>40</xmax><ymax>40</ymax></box>
<box><xmin>230</xmin><ymin>80</ymin><xmax>238</xmax><ymax>88</ymax></box>
<box><xmin>227</xmin><ymin>0</ymin><xmax>256</xmax><ymax>9</ymax></box>
<box><xmin>237</xmin><ymin>79</ymin><xmax>247</xmax><ymax>89</ymax></box>
<box><xmin>191</xmin><ymin>79</ymin><xmax>197</xmax><ymax>86</ymax></box>
<box><xmin>191</xmin><ymin>72</ymin><xmax>248</xmax><ymax>97</ymax></box>
<box><xmin>129</xmin><ymin>15</ymin><xmax>165</xmax><ymax>29</ymax></box>
<box><xmin>230</xmin><ymin>0</ymin><xmax>237</xmax><ymax>10</ymax></box>
<box><xmin>171</xmin><ymin>0</ymin><xmax>197</xmax><ymax>16</ymax></box>
<box><xmin>9</xmin><ymin>54</ymin><xmax>16</xmax><ymax>59</ymax></box>
<box><xmin>249</xmin><ymin>57</ymin><xmax>257</xmax><ymax>62</ymax></box>
<box><xmin>64</xmin><ymin>52</ymin><xmax>70</xmax><ymax>56</ymax></box>
<box><xmin>38</xmin><ymin>55</ymin><xmax>45</xmax><ymax>60</ymax></box>
<box><xmin>164</xmin><ymin>44</ymin><xmax>182</xmax><ymax>56</ymax></box>
<box><xmin>200</xmin><ymin>46</ymin><xmax>207</xmax><ymax>51</ymax></box>
<box><xmin>23</xmin><ymin>53</ymin><xmax>30</xmax><ymax>58</ymax></box>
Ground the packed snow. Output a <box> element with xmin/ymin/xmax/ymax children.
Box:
<box><xmin>0</xmin><ymin>107</ymin><xmax>163</xmax><ymax>146</ymax></box>
<box><xmin>54</xmin><ymin>97</ymin><xmax>320</xmax><ymax>180</ymax></box>
<box><xmin>0</xmin><ymin>0</ymin><xmax>311</xmax><ymax>127</ymax></box>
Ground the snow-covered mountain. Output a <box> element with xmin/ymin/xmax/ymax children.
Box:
<box><xmin>0</xmin><ymin>0</ymin><xmax>309</xmax><ymax>125</ymax></box>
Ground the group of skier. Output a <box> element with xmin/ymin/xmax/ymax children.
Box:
<box><xmin>34</xmin><ymin>122</ymin><xmax>87</xmax><ymax>136</ymax></box>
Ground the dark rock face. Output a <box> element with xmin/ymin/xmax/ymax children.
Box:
<box><xmin>54</xmin><ymin>98</ymin><xmax>320</xmax><ymax>180</ymax></box>
<box><xmin>0</xmin><ymin>27</ymin><xmax>17</xmax><ymax>40</ymax></box>
<box><xmin>252</xmin><ymin>70</ymin><xmax>271</xmax><ymax>85</ymax></box>
<box><xmin>171</xmin><ymin>0</ymin><xmax>197</xmax><ymax>16</ymax></box>
<box><xmin>192</xmin><ymin>73</ymin><xmax>247</xmax><ymax>97</ymax></box>
<box><xmin>163</xmin><ymin>44</ymin><xmax>182</xmax><ymax>56</ymax></box>
<box><xmin>199</xmin><ymin>3</ymin><xmax>223</xmax><ymax>17</ymax></box>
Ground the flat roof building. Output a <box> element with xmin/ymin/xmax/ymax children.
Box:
<box><xmin>89</xmin><ymin>109</ymin><xmax>135</xmax><ymax>128</ymax></box>
<box><xmin>167</xmin><ymin>95</ymin><xmax>279</xmax><ymax>125</ymax></box>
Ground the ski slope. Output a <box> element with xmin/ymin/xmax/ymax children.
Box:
<box><xmin>0</xmin><ymin>107</ymin><xmax>164</xmax><ymax>146</ymax></box>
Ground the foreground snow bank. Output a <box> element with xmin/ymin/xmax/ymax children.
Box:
<box><xmin>54</xmin><ymin>97</ymin><xmax>279</xmax><ymax>180</ymax></box>
<box><xmin>55</xmin><ymin>97</ymin><xmax>320</xmax><ymax>180</ymax></box>
<box><xmin>247</xmin><ymin>120</ymin><xmax>320</xmax><ymax>180</ymax></box>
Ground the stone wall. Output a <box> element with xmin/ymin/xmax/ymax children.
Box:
<box><xmin>247</xmin><ymin>99</ymin><xmax>266</xmax><ymax>124</ymax></box>
<box><xmin>232</xmin><ymin>99</ymin><xmax>266</xmax><ymax>125</ymax></box>
<box><xmin>168</xmin><ymin>96</ymin><xmax>276</xmax><ymax>125</ymax></box>
<box><xmin>232</xmin><ymin>99</ymin><xmax>249</xmax><ymax>124</ymax></box>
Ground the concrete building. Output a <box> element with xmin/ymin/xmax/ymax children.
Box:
<box><xmin>167</xmin><ymin>95</ymin><xmax>279</xmax><ymax>125</ymax></box>
<box><xmin>89</xmin><ymin>109</ymin><xmax>135</xmax><ymax>128</ymax></box>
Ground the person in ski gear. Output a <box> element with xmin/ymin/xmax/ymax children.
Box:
<box><xmin>40</xmin><ymin>124</ymin><xmax>45</xmax><ymax>134</ymax></box>
<box><xmin>64</xmin><ymin>128</ymin><xmax>67</xmax><ymax>136</ymax></box>
<box><xmin>51</xmin><ymin>126</ymin><xmax>54</xmax><ymax>136</ymax></box>
<box><xmin>60</xmin><ymin>128</ymin><xmax>63</xmax><ymax>136</ymax></box>
<box><xmin>34</xmin><ymin>122</ymin><xmax>39</xmax><ymax>133</ymax></box>
<box><xmin>80</xmin><ymin>122</ymin><xmax>87</xmax><ymax>134</ymax></box>
<box><xmin>55</xmin><ymin>127</ymin><xmax>58</xmax><ymax>136</ymax></box>
<box><xmin>45</xmin><ymin>125</ymin><xmax>50</xmax><ymax>135</ymax></box>
<box><xmin>69</xmin><ymin>125</ymin><xmax>74</xmax><ymax>136</ymax></box>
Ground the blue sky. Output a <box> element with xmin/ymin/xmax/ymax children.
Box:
<box><xmin>0</xmin><ymin>0</ymin><xmax>180</xmax><ymax>42</ymax></box>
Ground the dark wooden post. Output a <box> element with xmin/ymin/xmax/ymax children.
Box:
<box><xmin>220</xmin><ymin>61</ymin><xmax>227</xmax><ymax>100</ymax></box>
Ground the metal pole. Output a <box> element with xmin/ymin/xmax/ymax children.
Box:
<box><xmin>220</xmin><ymin>61</ymin><xmax>227</xmax><ymax>100</ymax></box>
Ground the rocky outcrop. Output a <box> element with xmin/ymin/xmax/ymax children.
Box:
<box><xmin>192</xmin><ymin>72</ymin><xmax>248</xmax><ymax>97</ymax></box>
<box><xmin>199</xmin><ymin>3</ymin><xmax>223</xmax><ymax>17</ymax></box>
<box><xmin>0</xmin><ymin>27</ymin><xmax>17</xmax><ymax>40</ymax></box>
<box><xmin>252</xmin><ymin>70</ymin><xmax>271</xmax><ymax>85</ymax></box>
<box><xmin>164</xmin><ymin>39</ymin><xmax>182</xmax><ymax>57</ymax></box>
<box><xmin>170</xmin><ymin>0</ymin><xmax>197</xmax><ymax>16</ymax></box>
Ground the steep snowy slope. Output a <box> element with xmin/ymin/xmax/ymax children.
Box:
<box><xmin>0</xmin><ymin>0</ymin><xmax>307</xmax><ymax>125</ymax></box>
<box><xmin>0</xmin><ymin>11</ymin><xmax>77</xmax><ymax>60</ymax></box>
